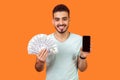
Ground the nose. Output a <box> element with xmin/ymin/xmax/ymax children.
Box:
<box><xmin>59</xmin><ymin>19</ymin><xmax>63</xmax><ymax>25</ymax></box>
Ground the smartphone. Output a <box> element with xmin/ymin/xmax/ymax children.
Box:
<box><xmin>82</xmin><ymin>36</ymin><xmax>91</xmax><ymax>52</ymax></box>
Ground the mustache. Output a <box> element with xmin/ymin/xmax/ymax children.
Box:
<box><xmin>57</xmin><ymin>24</ymin><xmax>66</xmax><ymax>27</ymax></box>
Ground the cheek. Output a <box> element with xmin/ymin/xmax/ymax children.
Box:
<box><xmin>64</xmin><ymin>22</ymin><xmax>69</xmax><ymax>26</ymax></box>
<box><xmin>54</xmin><ymin>22</ymin><xmax>59</xmax><ymax>26</ymax></box>
<box><xmin>64</xmin><ymin>20</ymin><xmax>69</xmax><ymax>24</ymax></box>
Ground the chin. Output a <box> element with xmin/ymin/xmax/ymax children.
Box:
<box><xmin>58</xmin><ymin>30</ymin><xmax>67</xmax><ymax>34</ymax></box>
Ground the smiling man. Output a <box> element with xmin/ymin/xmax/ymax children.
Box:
<box><xmin>53</xmin><ymin>11</ymin><xmax>69</xmax><ymax>34</ymax></box>
<box><xmin>35</xmin><ymin>4</ymin><xmax>89</xmax><ymax>80</ymax></box>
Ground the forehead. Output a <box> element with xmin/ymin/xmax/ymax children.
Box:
<box><xmin>53</xmin><ymin>11</ymin><xmax>69</xmax><ymax>18</ymax></box>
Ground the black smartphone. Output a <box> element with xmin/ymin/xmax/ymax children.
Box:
<box><xmin>82</xmin><ymin>36</ymin><xmax>91</xmax><ymax>52</ymax></box>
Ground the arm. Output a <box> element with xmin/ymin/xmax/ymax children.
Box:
<box><xmin>35</xmin><ymin>49</ymin><xmax>48</xmax><ymax>72</ymax></box>
<box><xmin>77</xmin><ymin>56</ymin><xmax>87</xmax><ymax>72</ymax></box>
<box><xmin>77</xmin><ymin>51</ymin><xmax>89</xmax><ymax>72</ymax></box>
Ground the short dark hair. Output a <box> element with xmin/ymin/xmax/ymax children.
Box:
<box><xmin>52</xmin><ymin>4</ymin><xmax>70</xmax><ymax>17</ymax></box>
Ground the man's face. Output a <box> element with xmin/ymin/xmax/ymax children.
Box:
<box><xmin>52</xmin><ymin>11</ymin><xmax>70</xmax><ymax>34</ymax></box>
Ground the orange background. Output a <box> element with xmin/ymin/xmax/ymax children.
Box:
<box><xmin>0</xmin><ymin>0</ymin><xmax>120</xmax><ymax>80</ymax></box>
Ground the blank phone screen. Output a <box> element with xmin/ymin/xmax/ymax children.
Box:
<box><xmin>82</xmin><ymin>36</ymin><xmax>90</xmax><ymax>52</ymax></box>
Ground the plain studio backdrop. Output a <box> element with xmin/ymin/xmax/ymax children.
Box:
<box><xmin>0</xmin><ymin>0</ymin><xmax>120</xmax><ymax>80</ymax></box>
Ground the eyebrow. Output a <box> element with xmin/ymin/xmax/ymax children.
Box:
<box><xmin>62</xmin><ymin>17</ymin><xmax>67</xmax><ymax>19</ymax></box>
<box><xmin>54</xmin><ymin>17</ymin><xmax>68</xmax><ymax>19</ymax></box>
<box><xmin>54</xmin><ymin>17</ymin><xmax>60</xmax><ymax>19</ymax></box>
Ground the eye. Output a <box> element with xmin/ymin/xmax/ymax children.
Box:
<box><xmin>54</xmin><ymin>18</ymin><xmax>60</xmax><ymax>21</ymax></box>
<box><xmin>62</xmin><ymin>17</ymin><xmax>67</xmax><ymax>21</ymax></box>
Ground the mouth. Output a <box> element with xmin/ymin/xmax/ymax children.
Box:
<box><xmin>58</xmin><ymin>26</ymin><xmax>64</xmax><ymax>30</ymax></box>
<box><xmin>56</xmin><ymin>24</ymin><xmax>67</xmax><ymax>33</ymax></box>
<box><xmin>57</xmin><ymin>24</ymin><xmax>66</xmax><ymax>30</ymax></box>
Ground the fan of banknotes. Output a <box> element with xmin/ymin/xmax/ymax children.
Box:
<box><xmin>27</xmin><ymin>34</ymin><xmax>58</xmax><ymax>55</ymax></box>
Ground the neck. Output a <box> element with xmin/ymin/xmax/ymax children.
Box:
<box><xmin>54</xmin><ymin>31</ymin><xmax>70</xmax><ymax>42</ymax></box>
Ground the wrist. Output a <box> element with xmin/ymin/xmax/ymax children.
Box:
<box><xmin>80</xmin><ymin>56</ymin><xmax>86</xmax><ymax>59</ymax></box>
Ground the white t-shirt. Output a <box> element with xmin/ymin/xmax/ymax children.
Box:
<box><xmin>46</xmin><ymin>33</ymin><xmax>82</xmax><ymax>80</ymax></box>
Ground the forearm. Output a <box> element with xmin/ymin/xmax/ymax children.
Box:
<box><xmin>78</xmin><ymin>57</ymin><xmax>87</xmax><ymax>72</ymax></box>
<box><xmin>35</xmin><ymin>59</ymin><xmax>45</xmax><ymax>72</ymax></box>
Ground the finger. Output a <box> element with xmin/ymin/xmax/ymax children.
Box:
<box><xmin>81</xmin><ymin>51</ymin><xmax>89</xmax><ymax>57</ymax></box>
<box><xmin>40</xmin><ymin>49</ymin><xmax>47</xmax><ymax>58</ymax></box>
<box><xmin>45</xmin><ymin>50</ymin><xmax>48</xmax><ymax>58</ymax></box>
<box><xmin>39</xmin><ymin>49</ymin><xmax>48</xmax><ymax>61</ymax></box>
<box><xmin>38</xmin><ymin>49</ymin><xmax>45</xmax><ymax>58</ymax></box>
<box><xmin>80</xmin><ymin>48</ymin><xmax>82</xmax><ymax>51</ymax></box>
<box><xmin>36</xmin><ymin>49</ymin><xmax>45</xmax><ymax>59</ymax></box>
<box><xmin>42</xmin><ymin>50</ymin><xmax>48</xmax><ymax>60</ymax></box>
<box><xmin>40</xmin><ymin>49</ymin><xmax>48</xmax><ymax>61</ymax></box>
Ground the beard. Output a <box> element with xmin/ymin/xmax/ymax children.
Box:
<box><xmin>55</xmin><ymin>24</ymin><xmax>68</xmax><ymax>34</ymax></box>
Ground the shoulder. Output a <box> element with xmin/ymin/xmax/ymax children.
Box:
<box><xmin>70</xmin><ymin>33</ymin><xmax>82</xmax><ymax>40</ymax></box>
<box><xmin>48</xmin><ymin>33</ymin><xmax>53</xmax><ymax>36</ymax></box>
<box><xmin>48</xmin><ymin>33</ymin><xmax>54</xmax><ymax>38</ymax></box>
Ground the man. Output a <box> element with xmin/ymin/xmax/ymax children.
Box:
<box><xmin>35</xmin><ymin>4</ymin><xmax>89</xmax><ymax>80</ymax></box>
